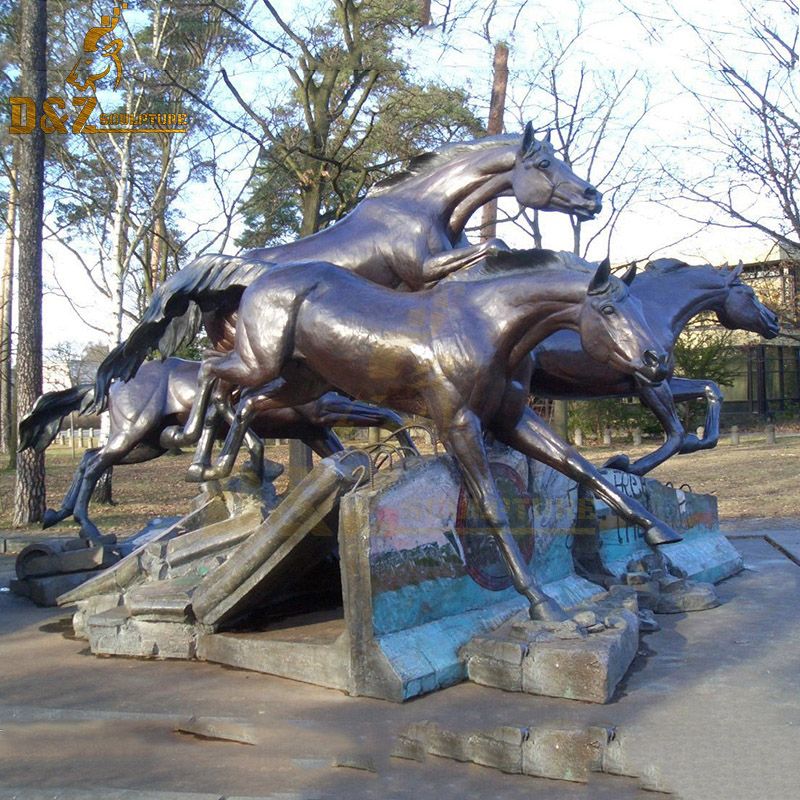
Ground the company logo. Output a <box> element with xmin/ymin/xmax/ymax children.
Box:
<box><xmin>8</xmin><ymin>3</ymin><xmax>189</xmax><ymax>135</ymax></box>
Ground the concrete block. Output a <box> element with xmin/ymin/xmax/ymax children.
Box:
<box><xmin>462</xmin><ymin>636</ymin><xmax>526</xmax><ymax>691</ymax></box>
<box><xmin>14</xmin><ymin>570</ymin><xmax>106</xmax><ymax>607</ymax></box>
<box><xmin>16</xmin><ymin>543</ymin><xmax>119</xmax><ymax>579</ymax></box>
<box><xmin>522</xmin><ymin>725</ymin><xmax>611</xmax><ymax>783</ymax></box>
<box><xmin>467</xmin><ymin>725</ymin><xmax>526</xmax><ymax>774</ymax></box>
<box><xmin>522</xmin><ymin>609</ymin><xmax>639</xmax><ymax>703</ymax></box>
<box><xmin>655</xmin><ymin>579</ymin><xmax>719</xmax><ymax>613</ymax></box>
<box><xmin>87</xmin><ymin>610</ymin><xmax>197</xmax><ymax>659</ymax></box>
<box><xmin>72</xmin><ymin>592</ymin><xmax>125</xmax><ymax>638</ymax></box>
<box><xmin>425</xmin><ymin>723</ymin><xmax>471</xmax><ymax>762</ymax></box>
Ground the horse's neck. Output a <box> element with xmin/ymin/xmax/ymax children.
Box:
<box><xmin>403</xmin><ymin>145</ymin><xmax>517</xmax><ymax>236</ymax></box>
<box><xmin>476</xmin><ymin>271</ymin><xmax>586</xmax><ymax>367</ymax></box>
<box><xmin>642</xmin><ymin>271</ymin><xmax>728</xmax><ymax>343</ymax></box>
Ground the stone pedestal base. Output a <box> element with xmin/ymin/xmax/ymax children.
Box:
<box><xmin>462</xmin><ymin>588</ymin><xmax>640</xmax><ymax>703</ymax></box>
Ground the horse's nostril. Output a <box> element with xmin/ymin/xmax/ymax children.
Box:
<box><xmin>583</xmin><ymin>186</ymin><xmax>596</xmax><ymax>199</ymax></box>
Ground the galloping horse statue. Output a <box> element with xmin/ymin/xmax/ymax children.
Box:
<box><xmin>189</xmin><ymin>249</ymin><xmax>681</xmax><ymax>622</ymax></box>
<box><xmin>529</xmin><ymin>259</ymin><xmax>780</xmax><ymax>474</ymax></box>
<box><xmin>18</xmin><ymin>360</ymin><xmax>414</xmax><ymax>541</ymax></box>
<box><xmin>89</xmin><ymin>125</ymin><xmax>602</xmax><ymax>454</ymax></box>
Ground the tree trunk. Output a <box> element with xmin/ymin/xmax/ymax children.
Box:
<box><xmin>13</xmin><ymin>0</ymin><xmax>47</xmax><ymax>525</ymax></box>
<box><xmin>0</xmin><ymin>166</ymin><xmax>17</xmax><ymax>467</ymax></box>
<box><xmin>480</xmin><ymin>41</ymin><xmax>509</xmax><ymax>242</ymax></box>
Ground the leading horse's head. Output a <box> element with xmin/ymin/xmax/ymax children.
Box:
<box><xmin>578</xmin><ymin>259</ymin><xmax>669</xmax><ymax>384</ymax></box>
<box><xmin>511</xmin><ymin>123</ymin><xmax>602</xmax><ymax>221</ymax></box>
<box><xmin>716</xmin><ymin>263</ymin><xmax>780</xmax><ymax>339</ymax></box>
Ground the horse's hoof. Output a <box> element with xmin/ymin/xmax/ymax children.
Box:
<box><xmin>528</xmin><ymin>596</ymin><xmax>569</xmax><ymax>622</ymax></box>
<box><xmin>261</xmin><ymin>459</ymin><xmax>285</xmax><ymax>481</ymax></box>
<box><xmin>78</xmin><ymin>529</ymin><xmax>115</xmax><ymax>546</ymax></box>
<box><xmin>645</xmin><ymin>522</ymin><xmax>682</xmax><ymax>546</ymax></box>
<box><xmin>603</xmin><ymin>454</ymin><xmax>631</xmax><ymax>472</ymax></box>
<box><xmin>42</xmin><ymin>508</ymin><xmax>60</xmax><ymax>529</ymax></box>
<box><xmin>186</xmin><ymin>463</ymin><xmax>210</xmax><ymax>483</ymax></box>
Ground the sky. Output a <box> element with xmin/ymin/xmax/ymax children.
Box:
<box><xmin>31</xmin><ymin>0</ymin><xmax>795</xmax><ymax>354</ymax></box>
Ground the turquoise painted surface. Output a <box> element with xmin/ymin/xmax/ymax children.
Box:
<box><xmin>376</xmin><ymin>574</ymin><xmax>603</xmax><ymax>700</ymax></box>
<box><xmin>594</xmin><ymin>470</ymin><xmax>742</xmax><ymax>583</ymax></box>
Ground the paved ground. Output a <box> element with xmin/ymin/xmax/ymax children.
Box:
<box><xmin>1</xmin><ymin>520</ymin><xmax>799</xmax><ymax>800</ymax></box>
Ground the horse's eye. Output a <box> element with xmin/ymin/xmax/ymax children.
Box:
<box><xmin>537</xmin><ymin>159</ymin><xmax>551</xmax><ymax>169</ymax></box>
<box><xmin>601</xmin><ymin>305</ymin><xmax>616</xmax><ymax>316</ymax></box>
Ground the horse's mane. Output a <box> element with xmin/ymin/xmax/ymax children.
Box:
<box><xmin>444</xmin><ymin>248</ymin><xmax>593</xmax><ymax>283</ymax></box>
<box><xmin>368</xmin><ymin>134</ymin><xmax>522</xmax><ymax>196</ymax></box>
<box><xmin>644</xmin><ymin>258</ymin><xmax>691</xmax><ymax>273</ymax></box>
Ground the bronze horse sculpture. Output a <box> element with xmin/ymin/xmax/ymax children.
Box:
<box><xmin>190</xmin><ymin>249</ymin><xmax>681</xmax><ymax>621</ymax></box>
<box><xmin>529</xmin><ymin>259</ymin><xmax>780</xmax><ymax>475</ymax></box>
<box><xmin>90</xmin><ymin>124</ymin><xmax>602</xmax><ymax>447</ymax></box>
<box><xmin>18</xmin><ymin>360</ymin><xmax>413</xmax><ymax>541</ymax></box>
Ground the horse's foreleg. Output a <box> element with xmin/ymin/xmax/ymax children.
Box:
<box><xmin>185</xmin><ymin>404</ymin><xmax>224</xmax><ymax>482</ymax></box>
<box><xmin>495</xmin><ymin>407</ymin><xmax>682</xmax><ymax>546</ymax></box>
<box><xmin>604</xmin><ymin>382</ymin><xmax>687</xmax><ymax>476</ymax></box>
<box><xmin>669</xmin><ymin>377</ymin><xmax>723</xmax><ymax>453</ymax></box>
<box><xmin>42</xmin><ymin>448</ymin><xmax>99</xmax><ymax>528</ymax></box>
<box><xmin>420</xmin><ymin>238</ymin><xmax>510</xmax><ymax>285</ymax></box>
<box><xmin>189</xmin><ymin>380</ymin><xmax>288</xmax><ymax>482</ymax></box>
<box><xmin>446</xmin><ymin>408</ymin><xmax>567</xmax><ymax>621</ymax></box>
<box><xmin>159</xmin><ymin>362</ymin><xmax>219</xmax><ymax>449</ymax></box>
<box><xmin>299</xmin><ymin>393</ymin><xmax>418</xmax><ymax>453</ymax></box>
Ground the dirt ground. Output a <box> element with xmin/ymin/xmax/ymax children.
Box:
<box><xmin>0</xmin><ymin>430</ymin><xmax>798</xmax><ymax>536</ymax></box>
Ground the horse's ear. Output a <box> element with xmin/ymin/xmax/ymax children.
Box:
<box><xmin>588</xmin><ymin>257</ymin><xmax>612</xmax><ymax>295</ymax></box>
<box><xmin>544</xmin><ymin>129</ymin><xmax>552</xmax><ymax>143</ymax></box>
<box><xmin>521</xmin><ymin>122</ymin><xmax>535</xmax><ymax>156</ymax></box>
<box><xmin>621</xmin><ymin>261</ymin><xmax>637</xmax><ymax>286</ymax></box>
<box><xmin>731</xmin><ymin>259</ymin><xmax>744</xmax><ymax>280</ymax></box>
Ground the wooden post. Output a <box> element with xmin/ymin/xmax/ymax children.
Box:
<box><xmin>288</xmin><ymin>440</ymin><xmax>313</xmax><ymax>489</ymax></box>
<box><xmin>730</xmin><ymin>425</ymin><xmax>740</xmax><ymax>445</ymax></box>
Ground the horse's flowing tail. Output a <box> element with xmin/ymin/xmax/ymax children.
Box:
<box><xmin>89</xmin><ymin>253</ymin><xmax>272</xmax><ymax>413</ymax></box>
<box><xmin>18</xmin><ymin>384</ymin><xmax>95</xmax><ymax>453</ymax></box>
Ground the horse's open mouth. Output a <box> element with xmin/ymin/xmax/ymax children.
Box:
<box><xmin>572</xmin><ymin>206</ymin><xmax>599</xmax><ymax>221</ymax></box>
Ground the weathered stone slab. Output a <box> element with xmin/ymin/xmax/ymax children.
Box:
<box><xmin>87</xmin><ymin>609</ymin><xmax>197</xmax><ymax>659</ymax></box>
<box><xmin>340</xmin><ymin>451</ymin><xmax>602</xmax><ymax>701</ymax></box>
<box><xmin>588</xmin><ymin>470</ymin><xmax>743</xmax><ymax>587</ymax></box>
<box><xmin>193</xmin><ymin>450</ymin><xmax>370</xmax><ymax>628</ymax></box>
<box><xmin>468</xmin><ymin>725</ymin><xmax>526</xmax><ymax>774</ymax></box>
<box><xmin>11</xmin><ymin>570</ymin><xmax>106</xmax><ymax>607</ymax></box>
<box><xmin>16</xmin><ymin>543</ymin><xmax>118</xmax><ymax>579</ymax></box>
<box><xmin>463</xmin><ymin>598</ymin><xmax>639</xmax><ymax>703</ymax></box>
<box><xmin>395</xmin><ymin>721</ymin><xmax>621</xmax><ymax>785</ymax></box>
<box><xmin>523</xmin><ymin>725</ymin><xmax>615</xmax><ymax>783</ymax></box>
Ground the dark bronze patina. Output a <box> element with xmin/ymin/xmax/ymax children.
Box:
<box><xmin>191</xmin><ymin>249</ymin><xmax>680</xmax><ymax>621</ymax></box>
<box><xmin>530</xmin><ymin>259</ymin><xmax>780</xmax><ymax>474</ymax></box>
<box><xmin>90</xmin><ymin>124</ymin><xmax>601</xmax><ymax>430</ymax></box>
<box><xmin>18</xmin><ymin>359</ymin><xmax>413</xmax><ymax>539</ymax></box>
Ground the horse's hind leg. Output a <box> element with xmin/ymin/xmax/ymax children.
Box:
<box><xmin>445</xmin><ymin>407</ymin><xmax>567</xmax><ymax>621</ymax></box>
<box><xmin>71</xmin><ymin>448</ymin><xmax>118</xmax><ymax>542</ymax></box>
<box><xmin>299</xmin><ymin>393</ymin><xmax>418</xmax><ymax>454</ymax></box>
<box><xmin>42</xmin><ymin>448</ymin><xmax>99</xmax><ymax>528</ymax></box>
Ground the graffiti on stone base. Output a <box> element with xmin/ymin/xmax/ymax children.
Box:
<box><xmin>453</xmin><ymin>462</ymin><xmax>535</xmax><ymax>591</ymax></box>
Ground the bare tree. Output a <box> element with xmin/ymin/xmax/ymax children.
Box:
<box><xmin>506</xmin><ymin>16</ymin><xmax>654</xmax><ymax>260</ymax></box>
<box><xmin>659</xmin><ymin>1</ymin><xmax>800</xmax><ymax>250</ymax></box>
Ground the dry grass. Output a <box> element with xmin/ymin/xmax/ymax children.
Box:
<box><xmin>1</xmin><ymin>431</ymin><xmax>798</xmax><ymax>537</ymax></box>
